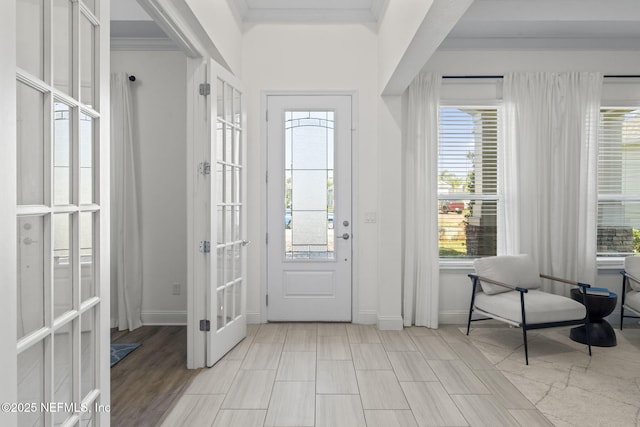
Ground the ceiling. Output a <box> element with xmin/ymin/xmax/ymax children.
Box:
<box><xmin>440</xmin><ymin>0</ymin><xmax>640</xmax><ymax>50</ymax></box>
<box><xmin>229</xmin><ymin>0</ymin><xmax>387</xmax><ymax>23</ymax></box>
<box><xmin>110</xmin><ymin>0</ymin><xmax>640</xmax><ymax>51</ymax></box>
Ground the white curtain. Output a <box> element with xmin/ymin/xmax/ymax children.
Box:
<box><xmin>111</xmin><ymin>73</ymin><xmax>143</xmax><ymax>331</ymax></box>
<box><xmin>403</xmin><ymin>72</ymin><xmax>441</xmax><ymax>327</ymax></box>
<box><xmin>503</xmin><ymin>72</ymin><xmax>602</xmax><ymax>293</ymax></box>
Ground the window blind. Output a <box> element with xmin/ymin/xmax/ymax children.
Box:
<box><xmin>438</xmin><ymin>107</ymin><xmax>499</xmax><ymax>257</ymax></box>
<box><xmin>597</xmin><ymin>108</ymin><xmax>640</xmax><ymax>256</ymax></box>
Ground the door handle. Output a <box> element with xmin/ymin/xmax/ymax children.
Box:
<box><xmin>340</xmin><ymin>233</ymin><xmax>350</xmax><ymax>240</ymax></box>
<box><xmin>242</xmin><ymin>240</ymin><xmax>251</xmax><ymax>246</ymax></box>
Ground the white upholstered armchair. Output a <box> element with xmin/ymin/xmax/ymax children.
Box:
<box><xmin>466</xmin><ymin>254</ymin><xmax>592</xmax><ymax>365</ymax></box>
<box><xmin>620</xmin><ymin>256</ymin><xmax>640</xmax><ymax>329</ymax></box>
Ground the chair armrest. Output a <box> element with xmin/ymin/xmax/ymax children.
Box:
<box><xmin>539</xmin><ymin>274</ymin><xmax>591</xmax><ymax>289</ymax></box>
<box><xmin>623</xmin><ymin>271</ymin><xmax>640</xmax><ymax>287</ymax></box>
<box><xmin>468</xmin><ymin>274</ymin><xmax>528</xmax><ymax>293</ymax></box>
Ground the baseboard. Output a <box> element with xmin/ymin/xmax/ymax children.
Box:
<box><xmin>439</xmin><ymin>310</ymin><xmax>469</xmax><ymax>325</ymax></box>
<box><xmin>377</xmin><ymin>314</ymin><xmax>404</xmax><ymax>330</ymax></box>
<box><xmin>141</xmin><ymin>310</ymin><xmax>187</xmax><ymax>325</ymax></box>
<box><xmin>246</xmin><ymin>312</ymin><xmax>262</xmax><ymax>324</ymax></box>
<box><xmin>356</xmin><ymin>310</ymin><xmax>378</xmax><ymax>325</ymax></box>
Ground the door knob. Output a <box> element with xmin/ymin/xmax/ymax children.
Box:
<box><xmin>341</xmin><ymin>233</ymin><xmax>350</xmax><ymax>240</ymax></box>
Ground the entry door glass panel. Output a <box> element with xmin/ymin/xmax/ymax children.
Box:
<box><xmin>285</xmin><ymin>111</ymin><xmax>335</xmax><ymax>260</ymax></box>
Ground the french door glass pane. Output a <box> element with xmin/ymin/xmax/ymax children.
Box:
<box><xmin>225</xmin><ymin>125</ymin><xmax>233</xmax><ymax>163</ymax></box>
<box><xmin>233</xmin><ymin>89</ymin><xmax>241</xmax><ymax>127</ymax></box>
<box><xmin>224</xmin><ymin>83</ymin><xmax>233</xmax><ymax>124</ymax></box>
<box><xmin>234</xmin><ymin>281</ymin><xmax>242</xmax><ymax>322</ymax></box>
<box><xmin>81</xmin><ymin>309</ymin><xmax>95</xmax><ymax>399</ymax></box>
<box><xmin>17</xmin><ymin>216</ymin><xmax>45</xmax><ymax>340</ymax></box>
<box><xmin>216</xmin><ymin>248</ymin><xmax>224</xmax><ymax>286</ymax></box>
<box><xmin>54</xmin><ymin>213</ymin><xmax>73</xmax><ymax>317</ymax></box>
<box><xmin>216</xmin><ymin>122</ymin><xmax>224</xmax><ymax>166</ymax></box>
<box><xmin>80</xmin><ymin>15</ymin><xmax>95</xmax><ymax>107</ymax></box>
<box><xmin>216</xmin><ymin>79</ymin><xmax>224</xmax><ymax>121</ymax></box>
<box><xmin>80</xmin><ymin>212</ymin><xmax>94</xmax><ymax>301</ymax></box>
<box><xmin>54</xmin><ymin>321</ymin><xmax>74</xmax><ymax>424</ymax></box>
<box><xmin>18</xmin><ymin>341</ymin><xmax>45</xmax><ymax>427</ymax></box>
<box><xmin>54</xmin><ymin>102</ymin><xmax>72</xmax><ymax>205</ymax></box>
<box><xmin>17</xmin><ymin>0</ymin><xmax>45</xmax><ymax>80</ymax></box>
<box><xmin>225</xmin><ymin>246</ymin><xmax>233</xmax><ymax>284</ymax></box>
<box><xmin>17</xmin><ymin>81</ymin><xmax>45</xmax><ymax>205</ymax></box>
<box><xmin>80</xmin><ymin>113</ymin><xmax>94</xmax><ymax>204</ymax></box>
<box><xmin>216</xmin><ymin>164</ymin><xmax>223</xmax><ymax>209</ymax></box>
<box><xmin>53</xmin><ymin>0</ymin><xmax>73</xmax><ymax>96</ymax></box>
<box><xmin>216</xmin><ymin>289</ymin><xmax>224</xmax><ymax>331</ymax></box>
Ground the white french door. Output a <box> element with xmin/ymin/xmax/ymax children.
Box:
<box><xmin>266</xmin><ymin>95</ymin><xmax>353</xmax><ymax>322</ymax></box>
<box><xmin>193</xmin><ymin>59</ymin><xmax>247</xmax><ymax>367</ymax></box>
<box><xmin>15</xmin><ymin>0</ymin><xmax>109</xmax><ymax>426</ymax></box>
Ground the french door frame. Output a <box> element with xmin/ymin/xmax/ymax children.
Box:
<box><xmin>5</xmin><ymin>0</ymin><xmax>111</xmax><ymax>425</ymax></box>
<box><xmin>0</xmin><ymin>2</ymin><xmax>18</xmax><ymax>424</ymax></box>
<box><xmin>260</xmin><ymin>91</ymin><xmax>360</xmax><ymax>324</ymax></box>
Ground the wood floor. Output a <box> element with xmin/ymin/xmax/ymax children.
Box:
<box><xmin>110</xmin><ymin>326</ymin><xmax>200</xmax><ymax>427</ymax></box>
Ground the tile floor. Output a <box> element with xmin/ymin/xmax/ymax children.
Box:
<box><xmin>465</xmin><ymin>324</ymin><xmax>640</xmax><ymax>427</ymax></box>
<box><xmin>158</xmin><ymin>322</ymin><xmax>629</xmax><ymax>427</ymax></box>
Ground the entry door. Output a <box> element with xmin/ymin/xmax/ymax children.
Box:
<box><xmin>15</xmin><ymin>0</ymin><xmax>109</xmax><ymax>425</ymax></box>
<box><xmin>205</xmin><ymin>60</ymin><xmax>247</xmax><ymax>366</ymax></box>
<box><xmin>267</xmin><ymin>95</ymin><xmax>352</xmax><ymax>321</ymax></box>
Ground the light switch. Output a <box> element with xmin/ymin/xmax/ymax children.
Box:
<box><xmin>364</xmin><ymin>212</ymin><xmax>377</xmax><ymax>223</ymax></box>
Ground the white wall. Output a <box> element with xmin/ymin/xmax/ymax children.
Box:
<box><xmin>111</xmin><ymin>50</ymin><xmax>188</xmax><ymax>325</ymax></box>
<box><xmin>425</xmin><ymin>49</ymin><xmax>640</xmax><ymax>325</ymax></box>
<box><xmin>377</xmin><ymin>0</ymin><xmax>433</xmax><ymax>92</ymax></box>
<box><xmin>241</xmin><ymin>23</ymin><xmax>381</xmax><ymax>324</ymax></box>
<box><xmin>185</xmin><ymin>0</ymin><xmax>243</xmax><ymax>75</ymax></box>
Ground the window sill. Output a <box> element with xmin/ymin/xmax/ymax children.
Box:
<box><xmin>439</xmin><ymin>258</ymin><xmax>475</xmax><ymax>270</ymax></box>
<box><xmin>438</xmin><ymin>257</ymin><xmax>628</xmax><ymax>272</ymax></box>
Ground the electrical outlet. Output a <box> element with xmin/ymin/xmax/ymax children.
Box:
<box><xmin>172</xmin><ymin>283</ymin><xmax>181</xmax><ymax>295</ymax></box>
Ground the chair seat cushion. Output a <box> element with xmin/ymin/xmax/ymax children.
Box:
<box><xmin>475</xmin><ymin>289</ymin><xmax>586</xmax><ymax>325</ymax></box>
<box><xmin>624</xmin><ymin>290</ymin><xmax>640</xmax><ymax>313</ymax></box>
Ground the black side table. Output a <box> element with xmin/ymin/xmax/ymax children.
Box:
<box><xmin>569</xmin><ymin>288</ymin><xmax>617</xmax><ymax>347</ymax></box>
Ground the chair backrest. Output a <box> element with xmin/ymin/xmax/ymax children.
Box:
<box><xmin>473</xmin><ymin>254</ymin><xmax>541</xmax><ymax>295</ymax></box>
<box><xmin>625</xmin><ymin>256</ymin><xmax>640</xmax><ymax>291</ymax></box>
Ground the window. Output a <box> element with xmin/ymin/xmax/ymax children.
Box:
<box><xmin>438</xmin><ymin>106</ymin><xmax>499</xmax><ymax>257</ymax></box>
<box><xmin>597</xmin><ymin>108</ymin><xmax>640</xmax><ymax>256</ymax></box>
